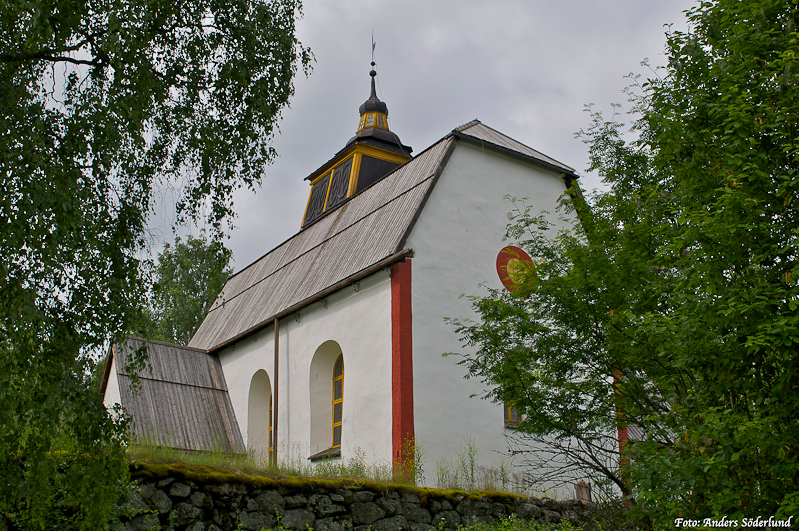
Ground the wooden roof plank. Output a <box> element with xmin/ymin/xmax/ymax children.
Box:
<box><xmin>113</xmin><ymin>338</ymin><xmax>244</xmax><ymax>453</ymax></box>
<box><xmin>189</xmin><ymin>138</ymin><xmax>454</xmax><ymax>352</ymax></box>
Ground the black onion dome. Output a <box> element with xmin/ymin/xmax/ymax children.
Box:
<box><xmin>359</xmin><ymin>70</ymin><xmax>389</xmax><ymax>115</ymax></box>
<box><xmin>347</xmin><ymin>65</ymin><xmax>412</xmax><ymax>156</ymax></box>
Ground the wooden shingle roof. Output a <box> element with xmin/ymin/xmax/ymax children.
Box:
<box><xmin>109</xmin><ymin>338</ymin><xmax>245</xmax><ymax>453</ymax></box>
<box><xmin>189</xmin><ymin>135</ymin><xmax>457</xmax><ymax>351</ymax></box>
<box><xmin>189</xmin><ymin>121</ymin><xmax>578</xmax><ymax>352</ymax></box>
<box><xmin>453</xmin><ymin>120</ymin><xmax>577</xmax><ymax>177</ymax></box>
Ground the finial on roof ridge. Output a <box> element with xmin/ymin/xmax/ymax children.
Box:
<box><xmin>369</xmin><ymin>62</ymin><xmax>378</xmax><ymax>100</ymax></box>
<box><xmin>454</xmin><ymin>119</ymin><xmax>482</xmax><ymax>133</ymax></box>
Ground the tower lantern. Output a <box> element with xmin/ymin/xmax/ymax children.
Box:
<box><xmin>301</xmin><ymin>64</ymin><xmax>413</xmax><ymax>228</ymax></box>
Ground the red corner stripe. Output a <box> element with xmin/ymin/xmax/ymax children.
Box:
<box><xmin>391</xmin><ymin>259</ymin><xmax>414</xmax><ymax>469</ymax></box>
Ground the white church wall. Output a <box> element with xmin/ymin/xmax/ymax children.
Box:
<box><xmin>405</xmin><ymin>141</ymin><xmax>577</xmax><ymax>494</ymax></box>
<box><xmin>103</xmin><ymin>354</ymin><xmax>122</xmax><ymax>410</ymax></box>
<box><xmin>217</xmin><ymin>269</ymin><xmax>394</xmax><ymax>465</ymax></box>
<box><xmin>216</xmin><ymin>328</ymin><xmax>274</xmax><ymax>454</ymax></box>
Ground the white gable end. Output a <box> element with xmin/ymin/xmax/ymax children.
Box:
<box><xmin>405</xmin><ymin>138</ymin><xmax>578</xmax><ymax>481</ymax></box>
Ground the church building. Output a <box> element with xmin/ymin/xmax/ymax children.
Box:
<box><xmin>101</xmin><ymin>65</ymin><xmax>580</xmax><ymax>486</ymax></box>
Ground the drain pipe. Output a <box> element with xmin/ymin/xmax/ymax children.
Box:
<box><xmin>272</xmin><ymin>317</ymin><xmax>279</xmax><ymax>466</ymax></box>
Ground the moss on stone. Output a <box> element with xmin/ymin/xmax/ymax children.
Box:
<box><xmin>130</xmin><ymin>460</ymin><xmax>279</xmax><ymax>489</ymax></box>
<box><xmin>473</xmin><ymin>491</ymin><xmax>525</xmax><ymax>502</ymax></box>
<box><xmin>129</xmin><ymin>458</ymin><xmax>526</xmax><ymax>506</ymax></box>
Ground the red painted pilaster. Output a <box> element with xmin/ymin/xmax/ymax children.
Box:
<box><xmin>391</xmin><ymin>259</ymin><xmax>414</xmax><ymax>475</ymax></box>
<box><xmin>618</xmin><ymin>425</ymin><xmax>629</xmax><ymax>456</ymax></box>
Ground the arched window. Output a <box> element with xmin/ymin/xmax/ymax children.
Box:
<box><xmin>309</xmin><ymin>341</ymin><xmax>343</xmax><ymax>459</ymax></box>
<box><xmin>248</xmin><ymin>370</ymin><xmax>272</xmax><ymax>456</ymax></box>
<box><xmin>332</xmin><ymin>355</ymin><xmax>343</xmax><ymax>448</ymax></box>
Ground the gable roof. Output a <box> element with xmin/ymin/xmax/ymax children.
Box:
<box><xmin>105</xmin><ymin>338</ymin><xmax>245</xmax><ymax>453</ymax></box>
<box><xmin>189</xmin><ymin>121</ymin><xmax>577</xmax><ymax>352</ymax></box>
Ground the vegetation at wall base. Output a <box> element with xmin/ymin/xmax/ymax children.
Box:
<box><xmin>450</xmin><ymin>0</ymin><xmax>799</xmax><ymax>524</ymax></box>
<box><xmin>127</xmin><ymin>435</ymin><xmax>566</xmax><ymax>499</ymax></box>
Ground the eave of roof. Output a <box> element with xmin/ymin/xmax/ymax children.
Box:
<box><xmin>303</xmin><ymin>139</ymin><xmax>409</xmax><ymax>183</ymax></box>
<box><xmin>206</xmin><ymin>248</ymin><xmax>414</xmax><ymax>354</ymax></box>
<box><xmin>303</xmin><ymin>142</ymin><xmax>360</xmax><ymax>183</ymax></box>
<box><xmin>454</xmin><ymin>131</ymin><xmax>579</xmax><ymax>183</ymax></box>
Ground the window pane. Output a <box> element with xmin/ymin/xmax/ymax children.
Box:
<box><xmin>505</xmin><ymin>402</ymin><xmax>522</xmax><ymax>424</ymax></box>
<box><xmin>334</xmin><ymin>379</ymin><xmax>342</xmax><ymax>400</ymax></box>
<box><xmin>332</xmin><ymin>354</ymin><xmax>344</xmax><ymax>448</ymax></box>
<box><xmin>366</xmin><ymin>113</ymin><xmax>375</xmax><ymax>127</ymax></box>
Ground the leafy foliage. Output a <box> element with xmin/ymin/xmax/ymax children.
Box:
<box><xmin>451</xmin><ymin>0</ymin><xmax>799</xmax><ymax>523</ymax></box>
<box><xmin>0</xmin><ymin>0</ymin><xmax>309</xmax><ymax>527</ymax></box>
<box><xmin>150</xmin><ymin>233</ymin><xmax>233</xmax><ymax>345</ymax></box>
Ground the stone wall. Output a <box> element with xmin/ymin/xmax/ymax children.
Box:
<box><xmin>121</xmin><ymin>462</ymin><xmax>597</xmax><ymax>531</ymax></box>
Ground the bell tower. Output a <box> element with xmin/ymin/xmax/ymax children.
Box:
<box><xmin>301</xmin><ymin>64</ymin><xmax>412</xmax><ymax>228</ymax></box>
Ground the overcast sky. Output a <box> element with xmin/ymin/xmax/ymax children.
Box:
<box><xmin>155</xmin><ymin>0</ymin><xmax>697</xmax><ymax>270</ymax></box>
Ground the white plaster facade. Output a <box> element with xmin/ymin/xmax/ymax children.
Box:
<box><xmin>217</xmin><ymin>138</ymin><xmax>578</xmax><ymax>489</ymax></box>
<box><xmin>102</xmin><ymin>119</ymin><xmax>587</xmax><ymax>497</ymax></box>
<box><xmin>406</xmin><ymin>141</ymin><xmax>576</xmax><ymax>487</ymax></box>
<box><xmin>103</xmin><ymin>354</ymin><xmax>121</xmax><ymax>410</ymax></box>
<box><xmin>217</xmin><ymin>269</ymin><xmax>394</xmax><ymax>464</ymax></box>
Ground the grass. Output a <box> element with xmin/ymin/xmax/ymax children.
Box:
<box><xmin>126</xmin><ymin>435</ymin><xmax>543</xmax><ymax>495</ymax></box>
<box><xmin>127</xmin><ymin>433</ymin><xmax>632</xmax><ymax>531</ymax></box>
<box><xmin>434</xmin><ymin>435</ymin><xmax>542</xmax><ymax>497</ymax></box>
<box><xmin>127</xmin><ymin>441</ymin><xmax>406</xmax><ymax>485</ymax></box>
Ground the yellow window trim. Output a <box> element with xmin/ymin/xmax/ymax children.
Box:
<box><xmin>504</xmin><ymin>402</ymin><xmax>522</xmax><ymax>425</ymax></box>
<box><xmin>332</xmin><ymin>354</ymin><xmax>343</xmax><ymax>449</ymax></box>
<box><xmin>322</xmin><ymin>155</ymin><xmax>356</xmax><ymax>210</ymax></box>
<box><xmin>347</xmin><ymin>153</ymin><xmax>362</xmax><ymax>197</ymax></box>
<box><xmin>353</xmin><ymin>143</ymin><xmax>409</xmax><ymax>165</ymax></box>
<box><xmin>309</xmin><ymin>171</ymin><xmax>328</xmax><ymax>186</ymax></box>
<box><xmin>300</xmin><ymin>182</ymin><xmax>315</xmax><ymax>226</ymax></box>
<box><xmin>357</xmin><ymin>112</ymin><xmax>390</xmax><ymax>133</ymax></box>
<box><xmin>302</xmin><ymin>144</ymin><xmax>410</xmax><ymax>227</ymax></box>
<box><xmin>322</xmin><ymin>169</ymin><xmax>334</xmax><ymax>211</ymax></box>
<box><xmin>301</xmin><ymin>170</ymin><xmax>332</xmax><ymax>226</ymax></box>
